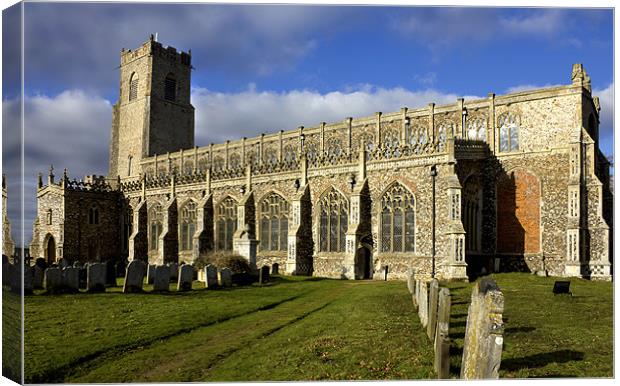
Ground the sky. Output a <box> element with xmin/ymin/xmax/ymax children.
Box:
<box><xmin>1</xmin><ymin>2</ymin><xmax>615</xmax><ymax>248</ymax></box>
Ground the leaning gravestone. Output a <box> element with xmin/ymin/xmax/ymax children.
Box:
<box><xmin>418</xmin><ymin>280</ymin><xmax>429</xmax><ymax>328</ymax></box>
<box><xmin>62</xmin><ymin>267</ymin><xmax>80</xmax><ymax>292</ymax></box>
<box><xmin>177</xmin><ymin>264</ymin><xmax>194</xmax><ymax>292</ymax></box>
<box><xmin>461</xmin><ymin>278</ymin><xmax>505</xmax><ymax>379</ymax></box>
<box><xmin>435</xmin><ymin>287</ymin><xmax>452</xmax><ymax>379</ymax></box>
<box><xmin>427</xmin><ymin>279</ymin><xmax>440</xmax><ymax>340</ymax></box>
<box><xmin>44</xmin><ymin>267</ymin><xmax>62</xmax><ymax>293</ymax></box>
<box><xmin>33</xmin><ymin>265</ymin><xmax>45</xmax><ymax>289</ymax></box>
<box><xmin>153</xmin><ymin>265</ymin><xmax>171</xmax><ymax>292</ymax></box>
<box><xmin>87</xmin><ymin>263</ymin><xmax>107</xmax><ymax>292</ymax></box>
<box><xmin>205</xmin><ymin>265</ymin><xmax>218</xmax><ymax>289</ymax></box>
<box><xmin>259</xmin><ymin>265</ymin><xmax>270</xmax><ymax>285</ymax></box>
<box><xmin>123</xmin><ymin>260</ymin><xmax>146</xmax><ymax>293</ymax></box>
<box><xmin>146</xmin><ymin>264</ymin><xmax>156</xmax><ymax>285</ymax></box>
<box><xmin>272</xmin><ymin>263</ymin><xmax>279</xmax><ymax>275</ymax></box>
<box><xmin>219</xmin><ymin>267</ymin><xmax>232</xmax><ymax>287</ymax></box>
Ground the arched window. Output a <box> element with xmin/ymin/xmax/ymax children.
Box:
<box><xmin>498</xmin><ymin>112</ymin><xmax>520</xmax><ymax>152</ymax></box>
<box><xmin>326</xmin><ymin>138</ymin><xmax>343</xmax><ymax>160</ymax></box>
<box><xmin>148</xmin><ymin>203</ymin><xmax>163</xmax><ymax>251</ymax></box>
<box><xmin>229</xmin><ymin>153</ymin><xmax>241</xmax><ymax>169</ymax></box>
<box><xmin>437</xmin><ymin>121</ymin><xmax>452</xmax><ymax>151</ymax></box>
<box><xmin>216</xmin><ymin>197</ymin><xmax>237</xmax><ymax>250</ymax></box>
<box><xmin>46</xmin><ymin>209</ymin><xmax>53</xmax><ymax>225</ymax></box>
<box><xmin>282</xmin><ymin>145</ymin><xmax>296</xmax><ymax>163</ymax></box>
<box><xmin>259</xmin><ymin>193</ymin><xmax>289</xmax><ymax>251</ymax></box>
<box><xmin>164</xmin><ymin>73</ymin><xmax>176</xmax><ymax>102</ymax></box>
<box><xmin>129</xmin><ymin>73</ymin><xmax>138</xmax><ymax>101</ymax></box>
<box><xmin>263</xmin><ymin>147</ymin><xmax>278</xmax><ymax>165</ymax></box>
<box><xmin>212</xmin><ymin>156</ymin><xmax>225</xmax><ymax>171</ymax></box>
<box><xmin>467</xmin><ymin>117</ymin><xmax>487</xmax><ymax>141</ymax></box>
<box><xmin>179</xmin><ymin>201</ymin><xmax>197</xmax><ymax>251</ymax></box>
<box><xmin>382</xmin><ymin>129</ymin><xmax>400</xmax><ymax>149</ymax></box>
<box><xmin>305</xmin><ymin>141</ymin><xmax>319</xmax><ymax>163</ymax></box>
<box><xmin>318</xmin><ymin>188</ymin><xmax>348</xmax><ymax>252</ymax></box>
<box><xmin>380</xmin><ymin>183</ymin><xmax>415</xmax><ymax>253</ymax></box>
<box><xmin>88</xmin><ymin>206</ymin><xmax>100</xmax><ymax>225</ymax></box>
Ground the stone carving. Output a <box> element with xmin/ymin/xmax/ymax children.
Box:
<box><xmin>177</xmin><ymin>264</ymin><xmax>193</xmax><ymax>291</ymax></box>
<box><xmin>461</xmin><ymin>278</ymin><xmax>505</xmax><ymax>379</ymax></box>
<box><xmin>153</xmin><ymin>265</ymin><xmax>171</xmax><ymax>292</ymax></box>
<box><xmin>123</xmin><ymin>260</ymin><xmax>146</xmax><ymax>293</ymax></box>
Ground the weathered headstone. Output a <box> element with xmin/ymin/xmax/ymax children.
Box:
<box><xmin>62</xmin><ymin>267</ymin><xmax>80</xmax><ymax>292</ymax></box>
<box><xmin>219</xmin><ymin>267</ymin><xmax>232</xmax><ymax>287</ymax></box>
<box><xmin>259</xmin><ymin>265</ymin><xmax>270</xmax><ymax>285</ymax></box>
<box><xmin>87</xmin><ymin>263</ymin><xmax>107</xmax><ymax>292</ymax></box>
<box><xmin>146</xmin><ymin>264</ymin><xmax>156</xmax><ymax>285</ymax></box>
<box><xmin>413</xmin><ymin>279</ymin><xmax>420</xmax><ymax>309</ymax></box>
<box><xmin>23</xmin><ymin>266</ymin><xmax>34</xmax><ymax>294</ymax></box>
<box><xmin>105</xmin><ymin>261</ymin><xmax>117</xmax><ymax>286</ymax></box>
<box><xmin>73</xmin><ymin>261</ymin><xmax>82</xmax><ymax>268</ymax></box>
<box><xmin>58</xmin><ymin>258</ymin><xmax>69</xmax><ymax>269</ymax></box>
<box><xmin>34</xmin><ymin>257</ymin><xmax>47</xmax><ymax>269</ymax></box>
<box><xmin>418</xmin><ymin>280</ymin><xmax>429</xmax><ymax>327</ymax></box>
<box><xmin>177</xmin><ymin>264</ymin><xmax>194</xmax><ymax>291</ymax></box>
<box><xmin>407</xmin><ymin>269</ymin><xmax>416</xmax><ymax>294</ymax></box>
<box><xmin>153</xmin><ymin>265</ymin><xmax>171</xmax><ymax>292</ymax></box>
<box><xmin>169</xmin><ymin>263</ymin><xmax>179</xmax><ymax>281</ymax></box>
<box><xmin>205</xmin><ymin>265</ymin><xmax>218</xmax><ymax>289</ymax></box>
<box><xmin>123</xmin><ymin>260</ymin><xmax>146</xmax><ymax>293</ymax></box>
<box><xmin>272</xmin><ymin>263</ymin><xmax>279</xmax><ymax>275</ymax></box>
<box><xmin>427</xmin><ymin>279</ymin><xmax>440</xmax><ymax>340</ymax></box>
<box><xmin>33</xmin><ymin>265</ymin><xmax>45</xmax><ymax>289</ymax></box>
<box><xmin>435</xmin><ymin>287</ymin><xmax>452</xmax><ymax>379</ymax></box>
<box><xmin>44</xmin><ymin>267</ymin><xmax>62</xmax><ymax>292</ymax></box>
<box><xmin>461</xmin><ymin>278</ymin><xmax>505</xmax><ymax>380</ymax></box>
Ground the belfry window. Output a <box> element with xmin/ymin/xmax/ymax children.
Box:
<box><xmin>179</xmin><ymin>201</ymin><xmax>197</xmax><ymax>251</ymax></box>
<box><xmin>129</xmin><ymin>73</ymin><xmax>138</xmax><ymax>101</ymax></box>
<box><xmin>259</xmin><ymin>193</ymin><xmax>289</xmax><ymax>252</ymax></box>
<box><xmin>380</xmin><ymin>183</ymin><xmax>415</xmax><ymax>253</ymax></box>
<box><xmin>148</xmin><ymin>203</ymin><xmax>163</xmax><ymax>251</ymax></box>
<box><xmin>319</xmin><ymin>188</ymin><xmax>348</xmax><ymax>253</ymax></box>
<box><xmin>498</xmin><ymin>112</ymin><xmax>520</xmax><ymax>152</ymax></box>
<box><xmin>216</xmin><ymin>197</ymin><xmax>237</xmax><ymax>251</ymax></box>
<box><xmin>46</xmin><ymin>209</ymin><xmax>53</xmax><ymax>225</ymax></box>
<box><xmin>164</xmin><ymin>74</ymin><xmax>176</xmax><ymax>102</ymax></box>
<box><xmin>88</xmin><ymin>207</ymin><xmax>100</xmax><ymax>225</ymax></box>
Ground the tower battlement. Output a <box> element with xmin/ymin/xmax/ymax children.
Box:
<box><xmin>120</xmin><ymin>35</ymin><xmax>191</xmax><ymax>67</ymax></box>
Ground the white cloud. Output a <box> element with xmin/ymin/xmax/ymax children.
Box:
<box><xmin>499</xmin><ymin>9</ymin><xmax>565</xmax><ymax>35</ymax></box>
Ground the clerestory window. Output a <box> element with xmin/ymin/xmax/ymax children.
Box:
<box><xmin>498</xmin><ymin>112</ymin><xmax>520</xmax><ymax>152</ymax></box>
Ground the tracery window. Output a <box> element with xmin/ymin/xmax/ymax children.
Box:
<box><xmin>380</xmin><ymin>183</ymin><xmax>415</xmax><ymax>253</ymax></box>
<box><xmin>498</xmin><ymin>112</ymin><xmax>520</xmax><ymax>152</ymax></box>
<box><xmin>263</xmin><ymin>147</ymin><xmax>278</xmax><ymax>165</ymax></box>
<box><xmin>88</xmin><ymin>206</ymin><xmax>100</xmax><ymax>225</ymax></box>
<box><xmin>179</xmin><ymin>201</ymin><xmax>197</xmax><ymax>251</ymax></box>
<box><xmin>229</xmin><ymin>153</ymin><xmax>241</xmax><ymax>169</ymax></box>
<box><xmin>382</xmin><ymin>129</ymin><xmax>400</xmax><ymax>149</ymax></box>
<box><xmin>326</xmin><ymin>138</ymin><xmax>343</xmax><ymax>160</ymax></box>
<box><xmin>318</xmin><ymin>188</ymin><xmax>348</xmax><ymax>252</ymax></box>
<box><xmin>245</xmin><ymin>150</ymin><xmax>260</xmax><ymax>168</ymax></box>
<box><xmin>437</xmin><ymin>121</ymin><xmax>452</xmax><ymax>151</ymax></box>
<box><xmin>148</xmin><ymin>203</ymin><xmax>163</xmax><ymax>251</ymax></box>
<box><xmin>305</xmin><ymin>142</ymin><xmax>319</xmax><ymax>162</ymax></box>
<box><xmin>216</xmin><ymin>197</ymin><xmax>237</xmax><ymax>251</ymax></box>
<box><xmin>212</xmin><ymin>156</ymin><xmax>225</xmax><ymax>171</ymax></box>
<box><xmin>406</xmin><ymin>125</ymin><xmax>428</xmax><ymax>147</ymax></box>
<box><xmin>129</xmin><ymin>73</ymin><xmax>138</xmax><ymax>101</ymax></box>
<box><xmin>259</xmin><ymin>193</ymin><xmax>289</xmax><ymax>251</ymax></box>
<box><xmin>282</xmin><ymin>145</ymin><xmax>297</xmax><ymax>163</ymax></box>
<box><xmin>467</xmin><ymin>117</ymin><xmax>487</xmax><ymax>141</ymax></box>
<box><xmin>164</xmin><ymin>73</ymin><xmax>176</xmax><ymax>102</ymax></box>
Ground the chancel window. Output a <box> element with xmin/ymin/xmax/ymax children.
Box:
<box><xmin>380</xmin><ymin>183</ymin><xmax>415</xmax><ymax>253</ymax></box>
<box><xmin>148</xmin><ymin>203</ymin><xmax>163</xmax><ymax>251</ymax></box>
<box><xmin>164</xmin><ymin>73</ymin><xmax>176</xmax><ymax>102</ymax></box>
<box><xmin>319</xmin><ymin>188</ymin><xmax>348</xmax><ymax>252</ymax></box>
<box><xmin>259</xmin><ymin>193</ymin><xmax>289</xmax><ymax>251</ymax></box>
<box><xmin>179</xmin><ymin>201</ymin><xmax>197</xmax><ymax>251</ymax></box>
<box><xmin>216</xmin><ymin>197</ymin><xmax>237</xmax><ymax>251</ymax></box>
<box><xmin>129</xmin><ymin>73</ymin><xmax>138</xmax><ymax>101</ymax></box>
<box><xmin>498</xmin><ymin>112</ymin><xmax>520</xmax><ymax>152</ymax></box>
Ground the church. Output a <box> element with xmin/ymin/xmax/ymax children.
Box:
<box><xmin>29</xmin><ymin>36</ymin><xmax>613</xmax><ymax>281</ymax></box>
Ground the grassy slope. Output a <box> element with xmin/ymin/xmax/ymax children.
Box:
<box><xmin>22</xmin><ymin>273</ymin><xmax>612</xmax><ymax>382</ymax></box>
<box><xmin>2</xmin><ymin>288</ymin><xmax>22</xmax><ymax>383</ymax></box>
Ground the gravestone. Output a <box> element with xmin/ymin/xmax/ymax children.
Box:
<box><xmin>62</xmin><ymin>267</ymin><xmax>80</xmax><ymax>292</ymax></box>
<box><xmin>205</xmin><ymin>265</ymin><xmax>218</xmax><ymax>289</ymax></box>
<box><xmin>418</xmin><ymin>280</ymin><xmax>429</xmax><ymax>327</ymax></box>
<box><xmin>33</xmin><ymin>265</ymin><xmax>45</xmax><ymax>289</ymax></box>
<box><xmin>58</xmin><ymin>258</ymin><xmax>69</xmax><ymax>269</ymax></box>
<box><xmin>146</xmin><ymin>264</ymin><xmax>156</xmax><ymax>285</ymax></box>
<box><xmin>153</xmin><ymin>265</ymin><xmax>171</xmax><ymax>292</ymax></box>
<box><xmin>44</xmin><ymin>267</ymin><xmax>62</xmax><ymax>292</ymax></box>
<box><xmin>169</xmin><ymin>263</ymin><xmax>179</xmax><ymax>281</ymax></box>
<box><xmin>87</xmin><ymin>263</ymin><xmax>107</xmax><ymax>292</ymax></box>
<box><xmin>552</xmin><ymin>281</ymin><xmax>571</xmax><ymax>295</ymax></box>
<box><xmin>73</xmin><ymin>261</ymin><xmax>82</xmax><ymax>268</ymax></box>
<box><xmin>272</xmin><ymin>263</ymin><xmax>279</xmax><ymax>275</ymax></box>
<box><xmin>23</xmin><ymin>266</ymin><xmax>33</xmax><ymax>294</ymax></box>
<box><xmin>177</xmin><ymin>264</ymin><xmax>194</xmax><ymax>292</ymax></box>
<box><xmin>461</xmin><ymin>278</ymin><xmax>505</xmax><ymax>379</ymax></box>
<box><xmin>78</xmin><ymin>266</ymin><xmax>88</xmax><ymax>289</ymax></box>
<box><xmin>427</xmin><ymin>279</ymin><xmax>440</xmax><ymax>340</ymax></box>
<box><xmin>123</xmin><ymin>260</ymin><xmax>146</xmax><ymax>293</ymax></box>
<box><xmin>35</xmin><ymin>257</ymin><xmax>47</xmax><ymax>269</ymax></box>
<box><xmin>407</xmin><ymin>269</ymin><xmax>415</xmax><ymax>294</ymax></box>
<box><xmin>259</xmin><ymin>265</ymin><xmax>270</xmax><ymax>285</ymax></box>
<box><xmin>105</xmin><ymin>261</ymin><xmax>117</xmax><ymax>286</ymax></box>
<box><xmin>219</xmin><ymin>268</ymin><xmax>232</xmax><ymax>287</ymax></box>
<box><xmin>435</xmin><ymin>287</ymin><xmax>452</xmax><ymax>379</ymax></box>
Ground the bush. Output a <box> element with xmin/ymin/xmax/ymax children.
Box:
<box><xmin>194</xmin><ymin>251</ymin><xmax>252</xmax><ymax>274</ymax></box>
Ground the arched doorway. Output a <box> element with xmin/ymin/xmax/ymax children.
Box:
<box><xmin>45</xmin><ymin>235</ymin><xmax>56</xmax><ymax>264</ymax></box>
<box><xmin>354</xmin><ymin>246</ymin><xmax>372</xmax><ymax>280</ymax></box>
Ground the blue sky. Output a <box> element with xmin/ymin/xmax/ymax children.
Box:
<box><xmin>2</xmin><ymin>3</ymin><xmax>615</xmax><ymax>247</ymax></box>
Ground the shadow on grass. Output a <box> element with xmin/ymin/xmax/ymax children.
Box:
<box><xmin>501</xmin><ymin>350</ymin><xmax>585</xmax><ymax>372</ymax></box>
<box><xmin>504</xmin><ymin>326</ymin><xmax>536</xmax><ymax>334</ymax></box>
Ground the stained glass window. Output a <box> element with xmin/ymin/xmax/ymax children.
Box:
<box><xmin>216</xmin><ymin>197</ymin><xmax>237</xmax><ymax>250</ymax></box>
<box><xmin>259</xmin><ymin>193</ymin><xmax>289</xmax><ymax>251</ymax></box>
<box><xmin>380</xmin><ymin>183</ymin><xmax>415</xmax><ymax>253</ymax></box>
<box><xmin>180</xmin><ymin>201</ymin><xmax>197</xmax><ymax>251</ymax></box>
<box><xmin>318</xmin><ymin>188</ymin><xmax>348</xmax><ymax>252</ymax></box>
<box><xmin>148</xmin><ymin>203</ymin><xmax>163</xmax><ymax>251</ymax></box>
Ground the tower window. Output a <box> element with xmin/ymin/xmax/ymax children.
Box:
<box><xmin>88</xmin><ymin>207</ymin><xmax>99</xmax><ymax>225</ymax></box>
<box><xmin>164</xmin><ymin>74</ymin><xmax>176</xmax><ymax>102</ymax></box>
<box><xmin>129</xmin><ymin>73</ymin><xmax>138</xmax><ymax>101</ymax></box>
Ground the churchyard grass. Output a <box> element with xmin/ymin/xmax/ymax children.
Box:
<box><xmin>2</xmin><ymin>289</ymin><xmax>22</xmax><ymax>382</ymax></box>
<box><xmin>21</xmin><ymin>273</ymin><xmax>612</xmax><ymax>382</ymax></box>
<box><xmin>445</xmin><ymin>273</ymin><xmax>613</xmax><ymax>378</ymax></box>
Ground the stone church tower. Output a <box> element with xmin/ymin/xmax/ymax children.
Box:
<box><xmin>108</xmin><ymin>35</ymin><xmax>195</xmax><ymax>178</ymax></box>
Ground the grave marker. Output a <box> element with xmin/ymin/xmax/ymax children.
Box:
<box><xmin>427</xmin><ymin>279</ymin><xmax>440</xmax><ymax>340</ymax></box>
<box><xmin>87</xmin><ymin>263</ymin><xmax>107</xmax><ymax>292</ymax></box>
<box><xmin>44</xmin><ymin>267</ymin><xmax>62</xmax><ymax>292</ymax></box>
<box><xmin>219</xmin><ymin>267</ymin><xmax>232</xmax><ymax>287</ymax></box>
<box><xmin>435</xmin><ymin>287</ymin><xmax>451</xmax><ymax>379</ymax></box>
<box><xmin>177</xmin><ymin>264</ymin><xmax>194</xmax><ymax>291</ymax></box>
<box><xmin>205</xmin><ymin>265</ymin><xmax>218</xmax><ymax>289</ymax></box>
<box><xmin>62</xmin><ymin>267</ymin><xmax>80</xmax><ymax>292</ymax></box>
<box><xmin>153</xmin><ymin>265</ymin><xmax>171</xmax><ymax>292</ymax></box>
<box><xmin>123</xmin><ymin>260</ymin><xmax>146</xmax><ymax>293</ymax></box>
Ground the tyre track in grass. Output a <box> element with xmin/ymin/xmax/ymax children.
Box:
<box><xmin>69</xmin><ymin>284</ymin><xmax>347</xmax><ymax>383</ymax></box>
